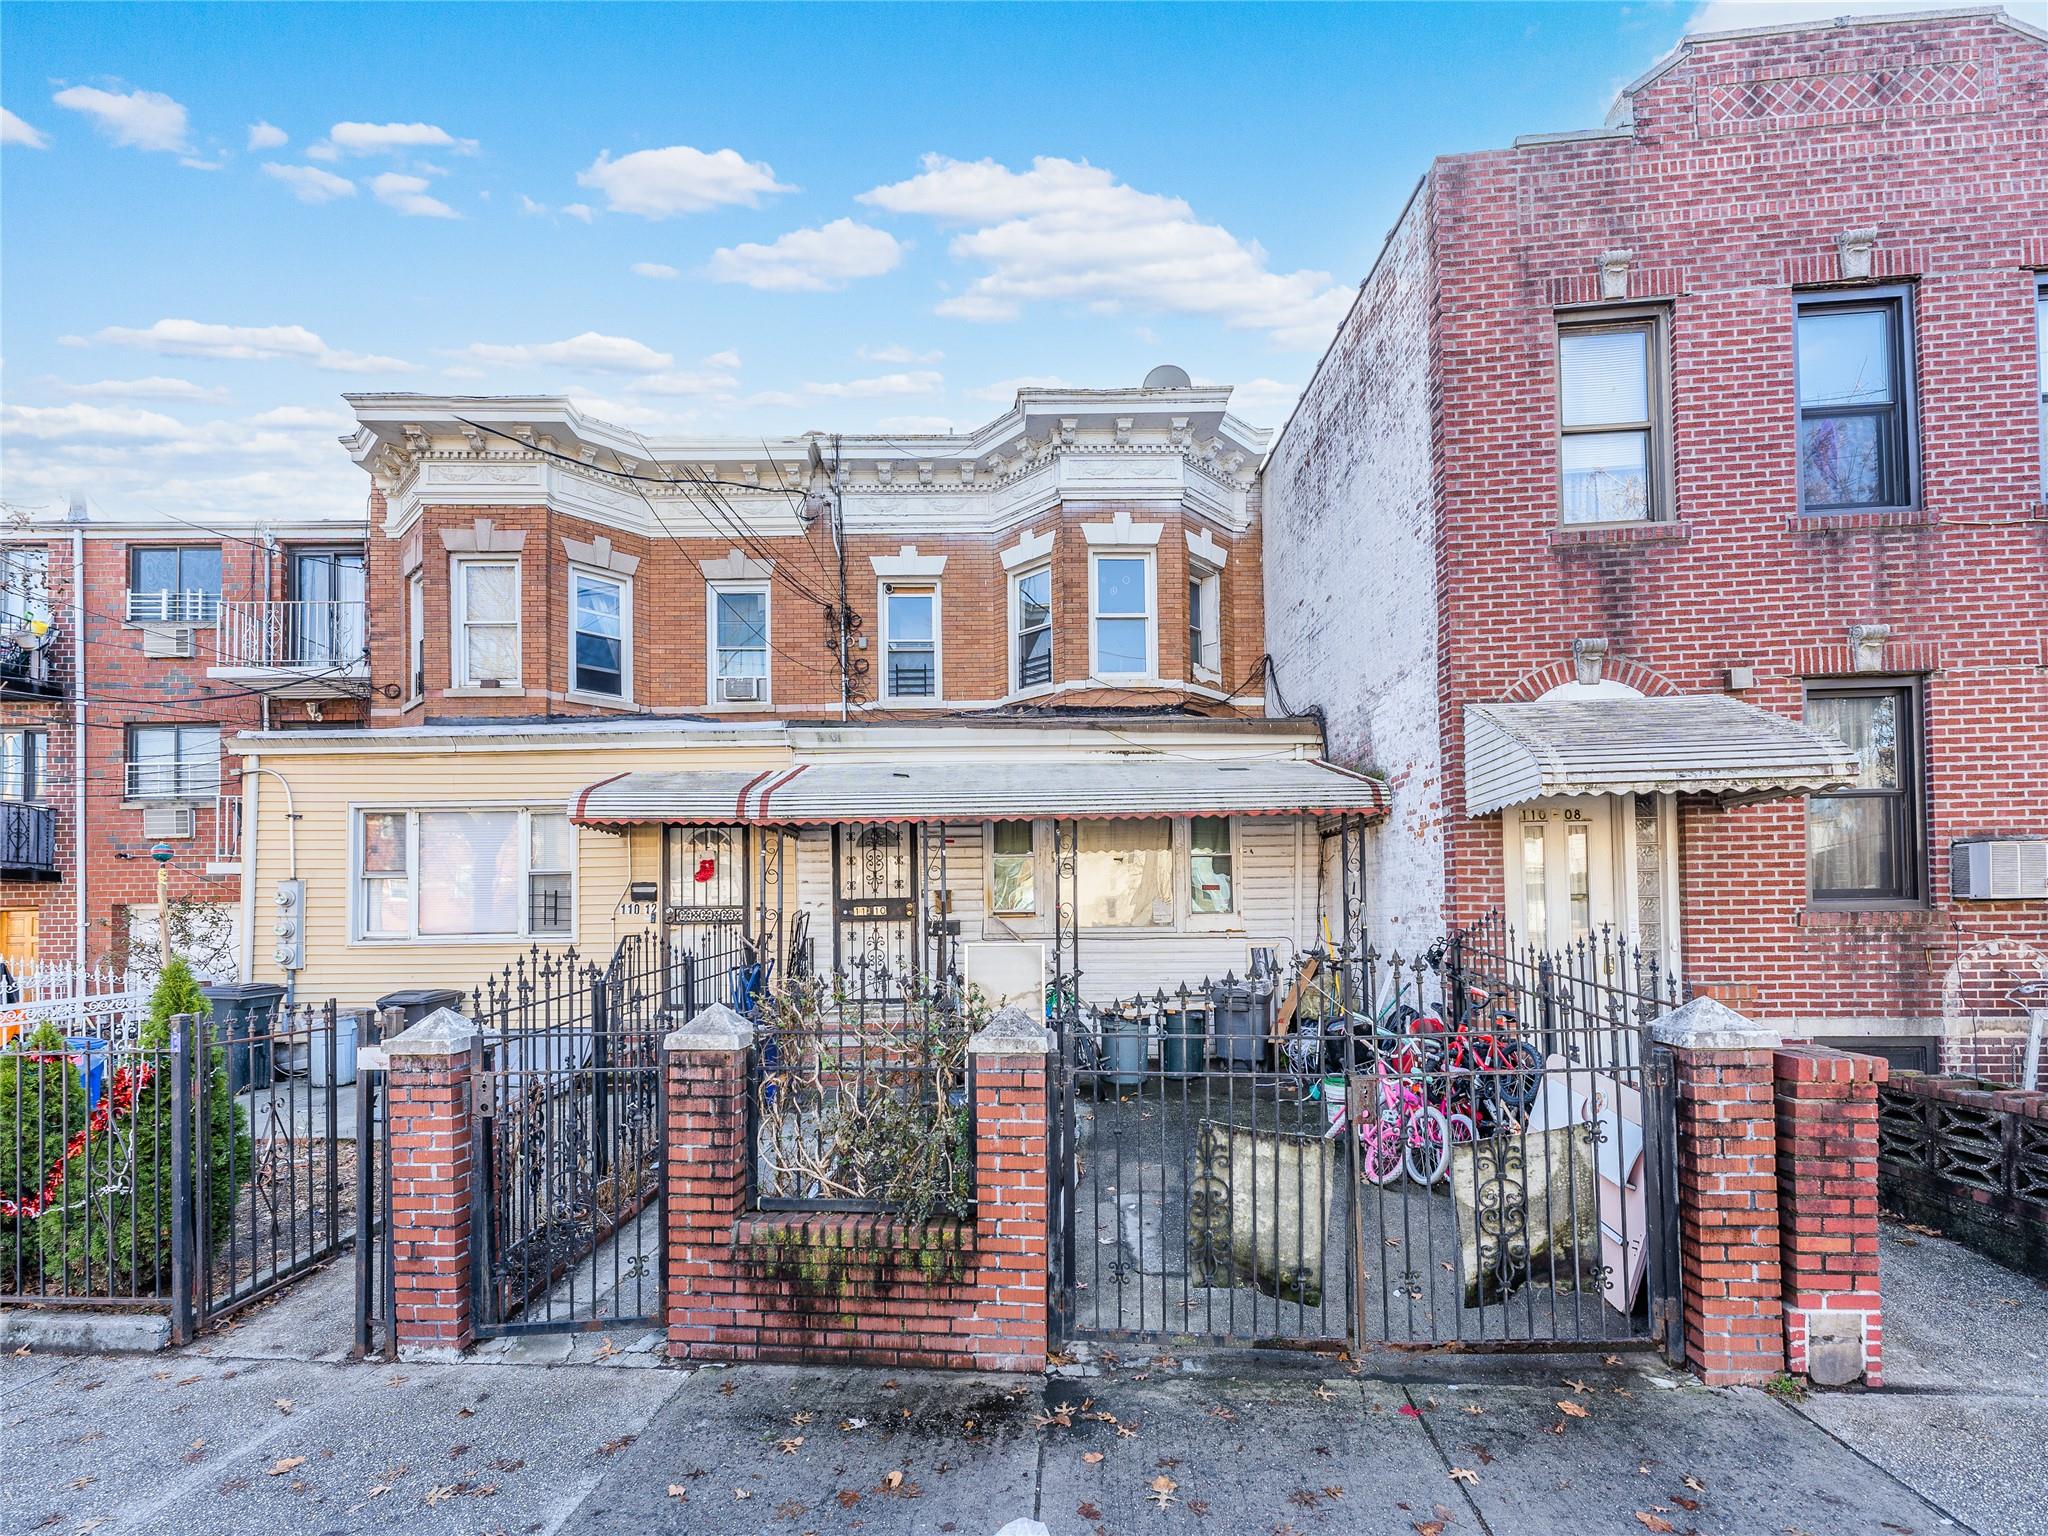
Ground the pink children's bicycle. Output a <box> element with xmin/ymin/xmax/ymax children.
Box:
<box><xmin>1324</xmin><ymin>1060</ymin><xmax>1477</xmax><ymax>1186</ymax></box>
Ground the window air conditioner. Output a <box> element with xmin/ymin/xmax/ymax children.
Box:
<box><xmin>1951</xmin><ymin>838</ymin><xmax>2048</xmax><ymax>901</ymax></box>
<box><xmin>141</xmin><ymin>625</ymin><xmax>197</xmax><ymax>660</ymax></box>
<box><xmin>142</xmin><ymin>804</ymin><xmax>196</xmax><ymax>839</ymax></box>
<box><xmin>718</xmin><ymin>675</ymin><xmax>764</xmax><ymax>703</ymax></box>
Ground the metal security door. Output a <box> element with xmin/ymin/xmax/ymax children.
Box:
<box><xmin>833</xmin><ymin>821</ymin><xmax>918</xmax><ymax>999</ymax></box>
<box><xmin>662</xmin><ymin>824</ymin><xmax>749</xmax><ymax>1017</ymax></box>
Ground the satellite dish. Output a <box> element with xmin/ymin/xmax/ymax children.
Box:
<box><xmin>1142</xmin><ymin>364</ymin><xmax>1192</xmax><ymax>389</ymax></box>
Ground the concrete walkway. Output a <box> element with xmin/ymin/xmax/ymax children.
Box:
<box><xmin>1</xmin><ymin>1222</ymin><xmax>2040</xmax><ymax>1535</ymax></box>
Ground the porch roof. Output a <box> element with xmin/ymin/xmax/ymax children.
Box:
<box><xmin>571</xmin><ymin>755</ymin><xmax>1388</xmax><ymax>826</ymax></box>
<box><xmin>1463</xmin><ymin>695</ymin><xmax>1857</xmax><ymax>816</ymax></box>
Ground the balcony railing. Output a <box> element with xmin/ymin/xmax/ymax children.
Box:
<box><xmin>0</xmin><ymin>800</ymin><xmax>58</xmax><ymax>880</ymax></box>
<box><xmin>0</xmin><ymin>632</ymin><xmax>63</xmax><ymax>700</ymax></box>
<box><xmin>214</xmin><ymin>599</ymin><xmax>367</xmax><ymax>670</ymax></box>
<box><xmin>125</xmin><ymin>589</ymin><xmax>221</xmax><ymax>625</ymax></box>
<box><xmin>216</xmin><ymin>792</ymin><xmax>243</xmax><ymax>864</ymax></box>
<box><xmin>125</xmin><ymin>760</ymin><xmax>222</xmax><ymax>801</ymax></box>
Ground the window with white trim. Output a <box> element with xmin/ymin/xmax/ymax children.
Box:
<box><xmin>1</xmin><ymin>729</ymin><xmax>47</xmax><ymax>802</ymax></box>
<box><xmin>126</xmin><ymin>545</ymin><xmax>221</xmax><ymax>624</ymax></box>
<box><xmin>882</xmin><ymin>583</ymin><xmax>937</xmax><ymax>699</ymax></box>
<box><xmin>406</xmin><ymin>569</ymin><xmax>425</xmax><ymax>700</ymax></box>
<box><xmin>1089</xmin><ymin>554</ymin><xmax>1153</xmax><ymax>680</ymax></box>
<box><xmin>1188</xmin><ymin>815</ymin><xmax>1235</xmax><ymax>916</ymax></box>
<box><xmin>125</xmin><ymin>724</ymin><xmax>220</xmax><ymax>800</ymax></box>
<box><xmin>0</xmin><ymin>546</ymin><xmax>51</xmax><ymax>632</ymax></box>
<box><xmin>355</xmin><ymin>807</ymin><xmax>574</xmax><ymax>941</ymax></box>
<box><xmin>990</xmin><ymin>820</ymin><xmax>1036</xmax><ymax>916</ymax></box>
<box><xmin>452</xmin><ymin>557</ymin><xmax>520</xmax><ymax>687</ymax></box>
<box><xmin>709</xmin><ymin>584</ymin><xmax>769</xmax><ymax>703</ymax></box>
<box><xmin>570</xmin><ymin>567</ymin><xmax>629</xmax><ymax>699</ymax></box>
<box><xmin>1187</xmin><ymin>567</ymin><xmax>1220</xmax><ymax>680</ymax></box>
<box><xmin>1012</xmin><ymin>565</ymin><xmax>1052</xmax><ymax>690</ymax></box>
<box><xmin>1076</xmin><ymin>818</ymin><xmax>1173</xmax><ymax>927</ymax></box>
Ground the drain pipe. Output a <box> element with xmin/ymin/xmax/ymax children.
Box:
<box><xmin>236</xmin><ymin>761</ymin><xmax>300</xmax><ymax>1004</ymax></box>
<box><xmin>69</xmin><ymin>524</ymin><xmax>86</xmax><ymax>973</ymax></box>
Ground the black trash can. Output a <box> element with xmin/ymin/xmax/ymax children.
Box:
<box><xmin>1210</xmin><ymin>975</ymin><xmax>1260</xmax><ymax>1068</ymax></box>
<box><xmin>374</xmin><ymin>988</ymin><xmax>468</xmax><ymax>1033</ymax></box>
<box><xmin>200</xmin><ymin>981</ymin><xmax>288</xmax><ymax>1094</ymax></box>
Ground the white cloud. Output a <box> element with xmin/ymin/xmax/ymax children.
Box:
<box><xmin>462</xmin><ymin>331</ymin><xmax>674</xmax><ymax>374</ymax></box>
<box><xmin>637</xmin><ymin>369</ymin><xmax>741</xmax><ymax>397</ymax></box>
<box><xmin>631</xmin><ymin>262</ymin><xmax>681</xmax><ymax>280</ymax></box>
<box><xmin>246</xmin><ymin>121</ymin><xmax>287</xmax><ymax>150</ymax></box>
<box><xmin>323</xmin><ymin>120</ymin><xmax>477</xmax><ymax>156</ymax></box>
<box><xmin>802</xmin><ymin>371</ymin><xmax>943</xmax><ymax>399</ymax></box>
<box><xmin>707</xmin><ymin>218</ymin><xmax>905</xmax><ymax>292</ymax></box>
<box><xmin>861</xmin><ymin>344</ymin><xmax>943</xmax><ymax>365</ymax></box>
<box><xmin>577</xmin><ymin>145</ymin><xmax>792</xmax><ymax>218</ymax></box>
<box><xmin>702</xmin><ymin>349</ymin><xmax>741</xmax><ymax>370</ymax></box>
<box><xmin>371</xmin><ymin>172</ymin><xmax>459</xmax><ymax>219</ymax></box>
<box><xmin>562</xmin><ymin>202</ymin><xmax>594</xmax><ymax>224</ymax></box>
<box><xmin>874</xmin><ymin>415</ymin><xmax>956</xmax><ymax>434</ymax></box>
<box><xmin>966</xmin><ymin>374</ymin><xmax>1073</xmax><ymax>402</ymax></box>
<box><xmin>51</xmin><ymin>84</ymin><xmax>191</xmax><ymax>154</ymax></box>
<box><xmin>94</xmin><ymin>318</ymin><xmax>413</xmax><ymax>374</ymax></box>
<box><xmin>3</xmin><ymin>107</ymin><xmax>49</xmax><ymax>149</ymax></box>
<box><xmin>1222</xmin><ymin>376</ymin><xmax>1300</xmax><ymax>423</ymax></box>
<box><xmin>62</xmin><ymin>376</ymin><xmax>230</xmax><ymax>403</ymax></box>
<box><xmin>519</xmin><ymin>194</ymin><xmax>548</xmax><ymax>216</ymax></box>
<box><xmin>0</xmin><ymin>401</ymin><xmax>187</xmax><ymax>441</ymax></box>
<box><xmin>860</xmin><ymin>154</ymin><xmax>1354</xmax><ymax>348</ymax></box>
<box><xmin>262</xmin><ymin>162</ymin><xmax>355</xmax><ymax>204</ymax></box>
<box><xmin>305</xmin><ymin>142</ymin><xmax>340</xmax><ymax>162</ymax></box>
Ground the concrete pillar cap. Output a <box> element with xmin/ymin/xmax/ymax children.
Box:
<box><xmin>1650</xmin><ymin>995</ymin><xmax>1780</xmax><ymax>1052</ymax></box>
<box><xmin>384</xmin><ymin>1007</ymin><xmax>478</xmax><ymax>1058</ymax></box>
<box><xmin>968</xmin><ymin>1005</ymin><xmax>1056</xmax><ymax>1057</ymax></box>
<box><xmin>665</xmin><ymin>1001</ymin><xmax>754</xmax><ymax>1053</ymax></box>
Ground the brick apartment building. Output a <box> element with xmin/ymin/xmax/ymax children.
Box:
<box><xmin>229</xmin><ymin>377</ymin><xmax>1388</xmax><ymax>1008</ymax></box>
<box><xmin>1263</xmin><ymin>7</ymin><xmax>2048</xmax><ymax>1080</ymax></box>
<box><xmin>0</xmin><ymin>505</ymin><xmax>369</xmax><ymax>978</ymax></box>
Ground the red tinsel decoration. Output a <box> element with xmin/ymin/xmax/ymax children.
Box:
<box><xmin>0</xmin><ymin>1061</ymin><xmax>156</xmax><ymax>1219</ymax></box>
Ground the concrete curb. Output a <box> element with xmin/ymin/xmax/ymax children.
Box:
<box><xmin>0</xmin><ymin>1306</ymin><xmax>172</xmax><ymax>1355</ymax></box>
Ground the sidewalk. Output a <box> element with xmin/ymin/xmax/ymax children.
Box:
<box><xmin>1</xmin><ymin>1223</ymin><xmax>2038</xmax><ymax>1536</ymax></box>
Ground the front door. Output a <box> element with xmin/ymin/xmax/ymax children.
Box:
<box><xmin>1503</xmin><ymin>797</ymin><xmax>1623</xmax><ymax>953</ymax></box>
<box><xmin>0</xmin><ymin>907</ymin><xmax>37</xmax><ymax>971</ymax></box>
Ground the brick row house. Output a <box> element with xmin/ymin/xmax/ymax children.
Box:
<box><xmin>224</xmin><ymin>378</ymin><xmax>1386</xmax><ymax>1009</ymax></box>
<box><xmin>0</xmin><ymin>505</ymin><xmax>369</xmax><ymax>980</ymax></box>
<box><xmin>1263</xmin><ymin>8</ymin><xmax>2048</xmax><ymax>1081</ymax></box>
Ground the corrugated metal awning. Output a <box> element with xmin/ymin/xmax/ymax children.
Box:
<box><xmin>1463</xmin><ymin>696</ymin><xmax>1857</xmax><ymax>816</ymax></box>
<box><xmin>572</xmin><ymin>755</ymin><xmax>1388</xmax><ymax>826</ymax></box>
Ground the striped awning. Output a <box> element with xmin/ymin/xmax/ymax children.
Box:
<box><xmin>1463</xmin><ymin>696</ymin><xmax>1857</xmax><ymax>816</ymax></box>
<box><xmin>572</xmin><ymin>755</ymin><xmax>1388</xmax><ymax>826</ymax></box>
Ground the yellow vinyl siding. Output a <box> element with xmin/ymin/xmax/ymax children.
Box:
<box><xmin>241</xmin><ymin>743</ymin><xmax>785</xmax><ymax>1006</ymax></box>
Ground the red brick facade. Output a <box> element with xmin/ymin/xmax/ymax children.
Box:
<box><xmin>383</xmin><ymin>1025</ymin><xmax>479</xmax><ymax>1356</ymax></box>
<box><xmin>1775</xmin><ymin>1045</ymin><xmax>1887</xmax><ymax>1386</ymax></box>
<box><xmin>1266</xmin><ymin>11</ymin><xmax>2048</xmax><ymax>1065</ymax></box>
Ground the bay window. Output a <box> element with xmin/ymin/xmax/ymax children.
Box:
<box><xmin>570</xmin><ymin>567</ymin><xmax>629</xmax><ymax>699</ymax></box>
<box><xmin>356</xmin><ymin>806</ymin><xmax>575</xmax><ymax>941</ymax></box>
<box><xmin>1090</xmin><ymin>554</ymin><xmax>1153</xmax><ymax>680</ymax></box>
<box><xmin>453</xmin><ymin>558</ymin><xmax>520</xmax><ymax>687</ymax></box>
<box><xmin>1795</xmin><ymin>288</ymin><xmax>1916</xmax><ymax>513</ymax></box>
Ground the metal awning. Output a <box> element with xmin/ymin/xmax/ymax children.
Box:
<box><xmin>572</xmin><ymin>756</ymin><xmax>1388</xmax><ymax>826</ymax></box>
<box><xmin>1463</xmin><ymin>696</ymin><xmax>1857</xmax><ymax>816</ymax></box>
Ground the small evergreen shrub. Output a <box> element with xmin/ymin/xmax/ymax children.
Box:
<box><xmin>0</xmin><ymin>1021</ymin><xmax>89</xmax><ymax>1290</ymax></box>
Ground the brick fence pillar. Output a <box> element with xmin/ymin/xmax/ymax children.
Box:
<box><xmin>383</xmin><ymin>1008</ymin><xmax>479</xmax><ymax>1358</ymax></box>
<box><xmin>1774</xmin><ymin>1045</ymin><xmax>1888</xmax><ymax>1387</ymax></box>
<box><xmin>1651</xmin><ymin>997</ymin><xmax>1784</xmax><ymax>1386</ymax></box>
<box><xmin>964</xmin><ymin>1008</ymin><xmax>1056</xmax><ymax>1373</ymax></box>
<box><xmin>664</xmin><ymin>1002</ymin><xmax>752</xmax><ymax>1362</ymax></box>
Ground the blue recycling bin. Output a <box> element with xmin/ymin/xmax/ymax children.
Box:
<box><xmin>61</xmin><ymin>1036</ymin><xmax>107</xmax><ymax>1110</ymax></box>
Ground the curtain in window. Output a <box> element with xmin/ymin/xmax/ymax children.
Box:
<box><xmin>419</xmin><ymin>810</ymin><xmax>522</xmax><ymax>934</ymax></box>
<box><xmin>1077</xmin><ymin>818</ymin><xmax>1172</xmax><ymax>927</ymax></box>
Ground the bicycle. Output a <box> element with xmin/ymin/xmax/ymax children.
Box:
<box><xmin>1325</xmin><ymin>1059</ymin><xmax>1471</xmax><ymax>1186</ymax></box>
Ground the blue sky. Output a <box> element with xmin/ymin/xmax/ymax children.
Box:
<box><xmin>0</xmin><ymin>0</ymin><xmax>1918</xmax><ymax>523</ymax></box>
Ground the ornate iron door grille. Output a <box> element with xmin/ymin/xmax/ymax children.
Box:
<box><xmin>833</xmin><ymin>821</ymin><xmax>919</xmax><ymax>1003</ymax></box>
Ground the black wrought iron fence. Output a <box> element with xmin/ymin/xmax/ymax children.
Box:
<box><xmin>748</xmin><ymin>969</ymin><xmax>979</xmax><ymax>1220</ymax></box>
<box><xmin>469</xmin><ymin>934</ymin><xmax>667</xmax><ymax>1336</ymax></box>
<box><xmin>1</xmin><ymin>998</ymin><xmax>353</xmax><ymax>1339</ymax></box>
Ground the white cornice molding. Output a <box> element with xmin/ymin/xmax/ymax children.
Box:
<box><xmin>439</xmin><ymin>517</ymin><xmax>526</xmax><ymax>553</ymax></box>
<box><xmin>1000</xmin><ymin>526</ymin><xmax>1055</xmax><ymax>572</ymax></box>
<box><xmin>869</xmin><ymin>544</ymin><xmax>947</xmax><ymax>578</ymax></box>
<box><xmin>563</xmin><ymin>533</ymin><xmax>641</xmax><ymax>576</ymax></box>
<box><xmin>1082</xmin><ymin>510</ymin><xmax>1164</xmax><ymax>548</ymax></box>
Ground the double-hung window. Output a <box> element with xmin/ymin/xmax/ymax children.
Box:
<box><xmin>1187</xmin><ymin>567</ymin><xmax>1220</xmax><ymax>679</ymax></box>
<box><xmin>356</xmin><ymin>807</ymin><xmax>574</xmax><ymax>941</ymax></box>
<box><xmin>1558</xmin><ymin>313</ymin><xmax>1665</xmax><ymax>524</ymax></box>
<box><xmin>990</xmin><ymin>821</ymin><xmax>1036</xmax><ymax>917</ymax></box>
<box><xmin>126</xmin><ymin>724</ymin><xmax>220</xmax><ymax>801</ymax></box>
<box><xmin>126</xmin><ymin>545</ymin><xmax>221</xmax><ymax>624</ymax></box>
<box><xmin>1188</xmin><ymin>816</ymin><xmax>1235</xmax><ymax>916</ymax></box>
<box><xmin>710</xmin><ymin>585</ymin><xmax>769</xmax><ymax>703</ymax></box>
<box><xmin>1012</xmin><ymin>566</ymin><xmax>1052</xmax><ymax>690</ymax></box>
<box><xmin>1795</xmin><ymin>288</ymin><xmax>1916</xmax><ymax>512</ymax></box>
<box><xmin>453</xmin><ymin>558</ymin><xmax>520</xmax><ymax>687</ymax></box>
<box><xmin>570</xmin><ymin>568</ymin><xmax>629</xmax><ymax>699</ymax></box>
<box><xmin>1090</xmin><ymin>554</ymin><xmax>1153</xmax><ymax>680</ymax></box>
<box><xmin>1</xmin><ymin>730</ymin><xmax>47</xmax><ymax>802</ymax></box>
<box><xmin>882</xmin><ymin>583</ymin><xmax>937</xmax><ymax>700</ymax></box>
<box><xmin>0</xmin><ymin>547</ymin><xmax>50</xmax><ymax>633</ymax></box>
<box><xmin>1804</xmin><ymin>683</ymin><xmax>1921</xmax><ymax>904</ymax></box>
<box><xmin>406</xmin><ymin>570</ymin><xmax>425</xmax><ymax>700</ymax></box>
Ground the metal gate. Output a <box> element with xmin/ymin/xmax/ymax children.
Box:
<box><xmin>833</xmin><ymin>821</ymin><xmax>919</xmax><ymax>999</ymax></box>
<box><xmin>1051</xmin><ymin>918</ymin><xmax>1683</xmax><ymax>1356</ymax></box>
<box><xmin>467</xmin><ymin>935</ymin><xmax>666</xmax><ymax>1337</ymax></box>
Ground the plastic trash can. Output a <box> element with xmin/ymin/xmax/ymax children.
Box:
<box><xmin>374</xmin><ymin>988</ymin><xmax>468</xmax><ymax>1029</ymax></box>
<box><xmin>1160</xmin><ymin>1002</ymin><xmax>1207</xmax><ymax>1078</ymax></box>
<box><xmin>201</xmin><ymin>982</ymin><xmax>287</xmax><ymax>1095</ymax></box>
<box><xmin>1210</xmin><ymin>976</ymin><xmax>1260</xmax><ymax>1068</ymax></box>
<box><xmin>311</xmin><ymin>1007</ymin><xmax>359</xmax><ymax>1088</ymax></box>
<box><xmin>1097</xmin><ymin>1008</ymin><xmax>1148</xmax><ymax>1089</ymax></box>
<box><xmin>61</xmin><ymin>1036</ymin><xmax>108</xmax><ymax>1110</ymax></box>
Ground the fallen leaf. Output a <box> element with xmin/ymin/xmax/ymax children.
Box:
<box><xmin>835</xmin><ymin>1489</ymin><xmax>860</xmax><ymax>1509</ymax></box>
<box><xmin>1461</xmin><ymin>1404</ymin><xmax>1485</xmax><ymax>1416</ymax></box>
<box><xmin>1449</xmin><ymin>1466</ymin><xmax>1479</xmax><ymax>1485</ymax></box>
<box><xmin>593</xmin><ymin>1336</ymin><xmax>621</xmax><ymax>1360</ymax></box>
<box><xmin>267</xmin><ymin>1456</ymin><xmax>306</xmax><ymax>1477</ymax></box>
<box><xmin>1566</xmin><ymin>1378</ymin><xmax>1593</xmax><ymax>1394</ymax></box>
<box><xmin>1399</xmin><ymin>1404</ymin><xmax>1421</xmax><ymax>1418</ymax></box>
<box><xmin>66</xmin><ymin>1477</ymin><xmax>93</xmax><ymax>1491</ymax></box>
<box><xmin>733</xmin><ymin>1487</ymin><xmax>751</xmax><ymax>1500</ymax></box>
<box><xmin>1413</xmin><ymin>1524</ymin><xmax>1446</xmax><ymax>1536</ymax></box>
<box><xmin>1311</xmin><ymin>1385</ymin><xmax>1337</xmax><ymax>1402</ymax></box>
<box><xmin>1682</xmin><ymin>1475</ymin><xmax>1705</xmax><ymax>1492</ymax></box>
<box><xmin>1082</xmin><ymin>1451</ymin><xmax>1104</xmax><ymax>1464</ymax></box>
<box><xmin>777</xmin><ymin>1499</ymin><xmax>806</xmax><ymax>1518</ymax></box>
<box><xmin>273</xmin><ymin>1398</ymin><xmax>294</xmax><ymax>1414</ymax></box>
<box><xmin>1673</xmin><ymin>1495</ymin><xmax>1701</xmax><ymax>1511</ymax></box>
<box><xmin>881</xmin><ymin>1471</ymin><xmax>904</xmax><ymax>1491</ymax></box>
<box><xmin>423</xmin><ymin>1484</ymin><xmax>456</xmax><ymax>1507</ymax></box>
<box><xmin>791</xmin><ymin>1411</ymin><xmax>813</xmax><ymax>1427</ymax></box>
<box><xmin>1148</xmin><ymin>1472</ymin><xmax>1178</xmax><ymax>1509</ymax></box>
<box><xmin>842</xmin><ymin>1416</ymin><xmax>868</xmax><ymax>1430</ymax></box>
<box><xmin>596</xmin><ymin>1435</ymin><xmax>635</xmax><ymax>1457</ymax></box>
<box><xmin>1603</xmin><ymin>1355</ymin><xmax>1625</xmax><ymax>1367</ymax></box>
<box><xmin>777</xmin><ymin>1437</ymin><xmax>804</xmax><ymax>1454</ymax></box>
<box><xmin>1187</xmin><ymin>1498</ymin><xmax>1211</xmax><ymax>1516</ymax></box>
<box><xmin>1078</xmin><ymin>1501</ymin><xmax>1103</xmax><ymax>1520</ymax></box>
<box><xmin>1635</xmin><ymin>1515</ymin><xmax>1674</xmax><ymax>1533</ymax></box>
<box><xmin>1557</xmin><ymin>1400</ymin><xmax>1589</xmax><ymax>1419</ymax></box>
